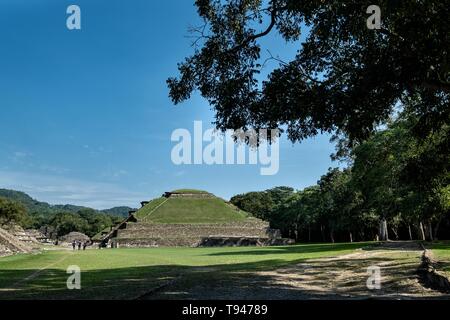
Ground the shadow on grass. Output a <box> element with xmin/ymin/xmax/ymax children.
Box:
<box><xmin>361</xmin><ymin>241</ymin><xmax>423</xmax><ymax>252</ymax></box>
<box><xmin>427</xmin><ymin>241</ymin><xmax>450</xmax><ymax>273</ymax></box>
<box><xmin>428</xmin><ymin>241</ymin><xmax>450</xmax><ymax>251</ymax></box>
<box><xmin>0</xmin><ymin>258</ymin><xmax>308</xmax><ymax>300</ymax></box>
<box><xmin>204</xmin><ymin>242</ymin><xmax>370</xmax><ymax>257</ymax></box>
<box><xmin>0</xmin><ymin>247</ymin><xmax>439</xmax><ymax>300</ymax></box>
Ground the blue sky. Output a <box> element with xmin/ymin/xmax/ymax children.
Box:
<box><xmin>0</xmin><ymin>0</ymin><xmax>340</xmax><ymax>209</ymax></box>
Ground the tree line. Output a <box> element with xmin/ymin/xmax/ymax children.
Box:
<box><xmin>0</xmin><ymin>196</ymin><xmax>122</xmax><ymax>238</ymax></box>
<box><xmin>169</xmin><ymin>0</ymin><xmax>449</xmax><ymax>243</ymax></box>
<box><xmin>231</xmin><ymin>113</ymin><xmax>449</xmax><ymax>243</ymax></box>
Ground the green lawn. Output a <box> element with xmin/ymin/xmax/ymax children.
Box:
<box><xmin>134</xmin><ymin>197</ymin><xmax>168</xmax><ymax>220</ymax></box>
<box><xmin>0</xmin><ymin>242</ymin><xmax>369</xmax><ymax>300</ymax></box>
<box><xmin>429</xmin><ymin>241</ymin><xmax>450</xmax><ymax>275</ymax></box>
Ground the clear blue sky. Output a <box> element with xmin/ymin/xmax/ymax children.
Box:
<box><xmin>0</xmin><ymin>0</ymin><xmax>340</xmax><ymax>209</ymax></box>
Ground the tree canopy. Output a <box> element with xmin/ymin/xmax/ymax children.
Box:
<box><xmin>231</xmin><ymin>113</ymin><xmax>449</xmax><ymax>242</ymax></box>
<box><xmin>168</xmin><ymin>0</ymin><xmax>449</xmax><ymax>142</ymax></box>
<box><xmin>0</xmin><ymin>197</ymin><xmax>28</xmax><ymax>227</ymax></box>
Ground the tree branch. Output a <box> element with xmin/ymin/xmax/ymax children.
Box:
<box><xmin>227</xmin><ymin>5</ymin><xmax>281</xmax><ymax>53</ymax></box>
<box><xmin>420</xmin><ymin>81</ymin><xmax>450</xmax><ymax>93</ymax></box>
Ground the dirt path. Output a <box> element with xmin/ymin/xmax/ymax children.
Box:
<box><xmin>152</xmin><ymin>242</ymin><xmax>450</xmax><ymax>300</ymax></box>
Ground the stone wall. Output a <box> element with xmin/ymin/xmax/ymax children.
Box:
<box><xmin>117</xmin><ymin>237</ymin><xmax>201</xmax><ymax>247</ymax></box>
<box><xmin>116</xmin><ymin>236</ymin><xmax>294</xmax><ymax>248</ymax></box>
<box><xmin>197</xmin><ymin>236</ymin><xmax>294</xmax><ymax>247</ymax></box>
<box><xmin>0</xmin><ymin>227</ymin><xmax>33</xmax><ymax>256</ymax></box>
<box><xmin>113</xmin><ymin>218</ymin><xmax>294</xmax><ymax>247</ymax></box>
<box><xmin>164</xmin><ymin>192</ymin><xmax>214</xmax><ymax>199</ymax></box>
<box><xmin>117</xmin><ymin>221</ymin><xmax>272</xmax><ymax>240</ymax></box>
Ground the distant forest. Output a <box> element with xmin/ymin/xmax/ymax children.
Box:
<box><xmin>0</xmin><ymin>189</ymin><xmax>134</xmax><ymax>238</ymax></box>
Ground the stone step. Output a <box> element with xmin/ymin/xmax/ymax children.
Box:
<box><xmin>115</xmin><ymin>236</ymin><xmax>293</xmax><ymax>248</ymax></box>
<box><xmin>0</xmin><ymin>227</ymin><xmax>33</xmax><ymax>254</ymax></box>
<box><xmin>117</xmin><ymin>227</ymin><xmax>270</xmax><ymax>239</ymax></box>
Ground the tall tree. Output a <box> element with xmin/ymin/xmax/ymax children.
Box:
<box><xmin>230</xmin><ymin>191</ymin><xmax>274</xmax><ymax>220</ymax></box>
<box><xmin>401</xmin><ymin>120</ymin><xmax>450</xmax><ymax>240</ymax></box>
<box><xmin>50</xmin><ymin>212</ymin><xmax>90</xmax><ymax>237</ymax></box>
<box><xmin>168</xmin><ymin>0</ymin><xmax>449</xmax><ymax>143</ymax></box>
<box><xmin>351</xmin><ymin>118</ymin><xmax>414</xmax><ymax>240</ymax></box>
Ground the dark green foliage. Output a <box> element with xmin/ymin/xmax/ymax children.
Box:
<box><xmin>168</xmin><ymin>0</ymin><xmax>449</xmax><ymax>143</ymax></box>
<box><xmin>169</xmin><ymin>1</ymin><xmax>449</xmax><ymax>241</ymax></box>
<box><xmin>47</xmin><ymin>210</ymin><xmax>122</xmax><ymax>238</ymax></box>
<box><xmin>0</xmin><ymin>189</ymin><xmax>54</xmax><ymax>216</ymax></box>
<box><xmin>232</xmin><ymin>114</ymin><xmax>450</xmax><ymax>242</ymax></box>
<box><xmin>101</xmin><ymin>206</ymin><xmax>137</xmax><ymax>218</ymax></box>
<box><xmin>49</xmin><ymin>212</ymin><xmax>90</xmax><ymax>237</ymax></box>
<box><xmin>230</xmin><ymin>186</ymin><xmax>294</xmax><ymax>221</ymax></box>
<box><xmin>230</xmin><ymin>192</ymin><xmax>274</xmax><ymax>220</ymax></box>
<box><xmin>0</xmin><ymin>189</ymin><xmax>89</xmax><ymax>218</ymax></box>
<box><xmin>0</xmin><ymin>197</ymin><xmax>29</xmax><ymax>227</ymax></box>
<box><xmin>0</xmin><ymin>189</ymin><xmax>124</xmax><ymax>238</ymax></box>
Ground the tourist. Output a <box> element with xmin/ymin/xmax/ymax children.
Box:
<box><xmin>72</xmin><ymin>240</ymin><xmax>76</xmax><ymax>250</ymax></box>
<box><xmin>78</xmin><ymin>241</ymin><xmax>81</xmax><ymax>250</ymax></box>
<box><xmin>83</xmin><ymin>242</ymin><xmax>87</xmax><ymax>250</ymax></box>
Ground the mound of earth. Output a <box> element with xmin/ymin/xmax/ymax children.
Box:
<box><xmin>136</xmin><ymin>192</ymin><xmax>248</xmax><ymax>224</ymax></box>
<box><xmin>60</xmin><ymin>232</ymin><xmax>90</xmax><ymax>243</ymax></box>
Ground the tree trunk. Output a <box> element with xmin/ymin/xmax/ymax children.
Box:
<box><xmin>418</xmin><ymin>222</ymin><xmax>426</xmax><ymax>241</ymax></box>
<box><xmin>320</xmin><ymin>225</ymin><xmax>326</xmax><ymax>242</ymax></box>
<box><xmin>434</xmin><ymin>219</ymin><xmax>441</xmax><ymax>240</ymax></box>
<box><xmin>391</xmin><ymin>227</ymin><xmax>399</xmax><ymax>240</ymax></box>
<box><xmin>349</xmin><ymin>231</ymin><xmax>353</xmax><ymax>243</ymax></box>
<box><xmin>359</xmin><ymin>231</ymin><xmax>364</xmax><ymax>241</ymax></box>
<box><xmin>427</xmin><ymin>221</ymin><xmax>433</xmax><ymax>241</ymax></box>
<box><xmin>379</xmin><ymin>218</ymin><xmax>389</xmax><ymax>241</ymax></box>
<box><xmin>330</xmin><ymin>230</ymin><xmax>335</xmax><ymax>243</ymax></box>
<box><xmin>308</xmin><ymin>225</ymin><xmax>311</xmax><ymax>243</ymax></box>
<box><xmin>408</xmin><ymin>224</ymin><xmax>413</xmax><ymax>240</ymax></box>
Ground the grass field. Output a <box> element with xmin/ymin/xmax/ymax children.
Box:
<box><xmin>0</xmin><ymin>243</ymin><xmax>368</xmax><ymax>300</ymax></box>
<box><xmin>429</xmin><ymin>242</ymin><xmax>450</xmax><ymax>276</ymax></box>
<box><xmin>134</xmin><ymin>197</ymin><xmax>168</xmax><ymax>220</ymax></box>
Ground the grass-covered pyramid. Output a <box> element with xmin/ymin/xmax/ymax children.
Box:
<box><xmin>135</xmin><ymin>190</ymin><xmax>248</xmax><ymax>224</ymax></box>
<box><xmin>103</xmin><ymin>189</ymin><xmax>291</xmax><ymax>247</ymax></box>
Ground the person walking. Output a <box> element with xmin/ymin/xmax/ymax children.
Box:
<box><xmin>77</xmin><ymin>241</ymin><xmax>82</xmax><ymax>250</ymax></box>
<box><xmin>83</xmin><ymin>242</ymin><xmax>87</xmax><ymax>250</ymax></box>
<box><xmin>72</xmin><ymin>240</ymin><xmax>76</xmax><ymax>250</ymax></box>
